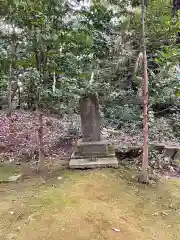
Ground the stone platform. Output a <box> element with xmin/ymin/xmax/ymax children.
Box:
<box><xmin>69</xmin><ymin>157</ymin><xmax>118</xmax><ymax>169</ymax></box>
<box><xmin>69</xmin><ymin>139</ymin><xmax>118</xmax><ymax>169</ymax></box>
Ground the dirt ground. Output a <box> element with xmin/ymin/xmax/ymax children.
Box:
<box><xmin>0</xmin><ymin>168</ymin><xmax>180</xmax><ymax>240</ymax></box>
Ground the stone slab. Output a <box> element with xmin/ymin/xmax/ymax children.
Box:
<box><xmin>77</xmin><ymin>139</ymin><xmax>111</xmax><ymax>146</ymax></box>
<box><xmin>8</xmin><ymin>174</ymin><xmax>22</xmax><ymax>182</ymax></box>
<box><xmin>69</xmin><ymin>157</ymin><xmax>118</xmax><ymax>169</ymax></box>
<box><xmin>76</xmin><ymin>144</ymin><xmax>108</xmax><ymax>156</ymax></box>
<box><xmin>71</xmin><ymin>152</ymin><xmax>116</xmax><ymax>159</ymax></box>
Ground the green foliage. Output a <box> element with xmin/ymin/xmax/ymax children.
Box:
<box><xmin>104</xmin><ymin>103</ymin><xmax>141</xmax><ymax>122</ymax></box>
<box><xmin>0</xmin><ymin>0</ymin><xmax>179</xmax><ymax>121</ymax></box>
<box><xmin>0</xmin><ymin>0</ymin><xmax>119</xmax><ymax>111</ymax></box>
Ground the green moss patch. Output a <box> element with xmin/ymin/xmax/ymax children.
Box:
<box><xmin>0</xmin><ymin>169</ymin><xmax>180</xmax><ymax>240</ymax></box>
<box><xmin>0</xmin><ymin>164</ymin><xmax>21</xmax><ymax>182</ymax></box>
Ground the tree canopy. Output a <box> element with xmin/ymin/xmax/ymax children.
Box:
<box><xmin>0</xmin><ymin>0</ymin><xmax>179</xmax><ymax>118</ymax></box>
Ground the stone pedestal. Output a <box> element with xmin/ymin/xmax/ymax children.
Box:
<box><xmin>69</xmin><ymin>139</ymin><xmax>118</xmax><ymax>169</ymax></box>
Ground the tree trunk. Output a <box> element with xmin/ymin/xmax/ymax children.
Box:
<box><xmin>7</xmin><ymin>22</ymin><xmax>18</xmax><ymax>116</ymax></box>
<box><xmin>173</xmin><ymin>0</ymin><xmax>180</xmax><ymax>43</ymax></box>
<box><xmin>0</xmin><ymin>82</ymin><xmax>19</xmax><ymax>108</ymax></box>
<box><xmin>173</xmin><ymin>0</ymin><xmax>180</xmax><ymax>14</ymax></box>
<box><xmin>7</xmin><ymin>61</ymin><xmax>12</xmax><ymax>117</ymax></box>
<box><xmin>142</xmin><ymin>50</ymin><xmax>149</xmax><ymax>173</ymax></box>
<box><xmin>139</xmin><ymin>0</ymin><xmax>149</xmax><ymax>183</ymax></box>
<box><xmin>27</xmin><ymin>80</ymin><xmax>37</xmax><ymax>110</ymax></box>
<box><xmin>17</xmin><ymin>83</ymin><xmax>21</xmax><ymax>109</ymax></box>
<box><xmin>52</xmin><ymin>68</ymin><xmax>56</xmax><ymax>93</ymax></box>
<box><xmin>37</xmin><ymin>112</ymin><xmax>44</xmax><ymax>172</ymax></box>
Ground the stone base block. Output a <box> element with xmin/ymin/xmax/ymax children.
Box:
<box><xmin>73</xmin><ymin>139</ymin><xmax>115</xmax><ymax>157</ymax></box>
<box><xmin>69</xmin><ymin>157</ymin><xmax>118</xmax><ymax>169</ymax></box>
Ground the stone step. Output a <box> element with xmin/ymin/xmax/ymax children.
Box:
<box><xmin>72</xmin><ymin>153</ymin><xmax>116</xmax><ymax>159</ymax></box>
<box><xmin>69</xmin><ymin>157</ymin><xmax>118</xmax><ymax>169</ymax></box>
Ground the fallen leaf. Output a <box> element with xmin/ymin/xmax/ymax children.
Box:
<box><xmin>161</xmin><ymin>211</ymin><xmax>168</xmax><ymax>216</ymax></box>
<box><xmin>28</xmin><ymin>215</ymin><xmax>35</xmax><ymax>221</ymax></box>
<box><xmin>112</xmin><ymin>228</ymin><xmax>120</xmax><ymax>232</ymax></box>
<box><xmin>57</xmin><ymin>176</ymin><xmax>63</xmax><ymax>180</ymax></box>
<box><xmin>169</xmin><ymin>166</ymin><xmax>175</xmax><ymax>172</ymax></box>
<box><xmin>16</xmin><ymin>226</ymin><xmax>21</xmax><ymax>231</ymax></box>
<box><xmin>8</xmin><ymin>233</ymin><xmax>15</xmax><ymax>239</ymax></box>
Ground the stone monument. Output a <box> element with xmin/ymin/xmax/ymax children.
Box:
<box><xmin>69</xmin><ymin>93</ymin><xmax>118</xmax><ymax>169</ymax></box>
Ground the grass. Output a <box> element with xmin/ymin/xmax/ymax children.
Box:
<box><xmin>0</xmin><ymin>168</ymin><xmax>180</xmax><ymax>240</ymax></box>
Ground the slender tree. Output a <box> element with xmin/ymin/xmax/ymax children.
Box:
<box><xmin>139</xmin><ymin>0</ymin><xmax>149</xmax><ymax>183</ymax></box>
<box><xmin>173</xmin><ymin>0</ymin><xmax>180</xmax><ymax>44</ymax></box>
<box><xmin>37</xmin><ymin>111</ymin><xmax>44</xmax><ymax>172</ymax></box>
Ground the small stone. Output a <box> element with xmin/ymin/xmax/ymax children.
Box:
<box><xmin>8</xmin><ymin>174</ymin><xmax>21</xmax><ymax>182</ymax></box>
<box><xmin>9</xmin><ymin>158</ymin><xmax>15</xmax><ymax>163</ymax></box>
<box><xmin>164</xmin><ymin>156</ymin><xmax>171</xmax><ymax>163</ymax></box>
<box><xmin>40</xmin><ymin>178</ymin><xmax>46</xmax><ymax>184</ymax></box>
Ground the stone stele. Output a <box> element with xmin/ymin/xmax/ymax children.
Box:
<box><xmin>69</xmin><ymin>93</ymin><xmax>118</xmax><ymax>169</ymax></box>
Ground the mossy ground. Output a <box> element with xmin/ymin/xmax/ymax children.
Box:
<box><xmin>0</xmin><ymin>164</ymin><xmax>21</xmax><ymax>182</ymax></box>
<box><xmin>0</xmin><ymin>167</ymin><xmax>180</xmax><ymax>240</ymax></box>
